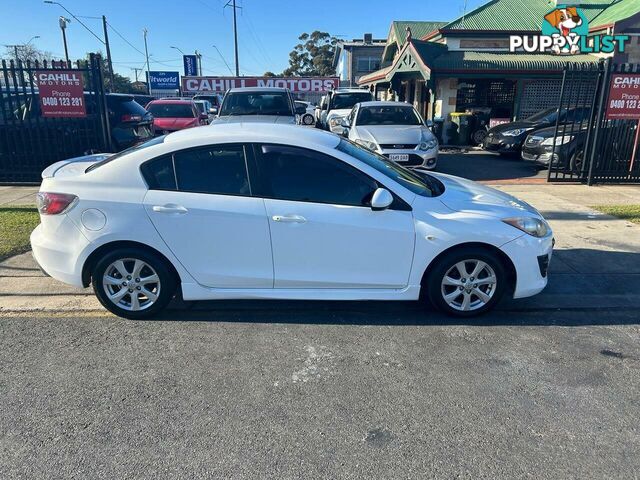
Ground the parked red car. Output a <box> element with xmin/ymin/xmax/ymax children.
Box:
<box><xmin>145</xmin><ymin>99</ymin><xmax>207</xmax><ymax>135</ymax></box>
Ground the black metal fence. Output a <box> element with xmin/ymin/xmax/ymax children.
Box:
<box><xmin>548</xmin><ymin>61</ymin><xmax>640</xmax><ymax>184</ymax></box>
<box><xmin>0</xmin><ymin>54</ymin><xmax>111</xmax><ymax>183</ymax></box>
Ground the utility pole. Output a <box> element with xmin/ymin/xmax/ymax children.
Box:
<box><xmin>131</xmin><ymin>67</ymin><xmax>142</xmax><ymax>82</ymax></box>
<box><xmin>224</xmin><ymin>0</ymin><xmax>241</xmax><ymax>76</ymax></box>
<box><xmin>102</xmin><ymin>15</ymin><xmax>115</xmax><ymax>89</ymax></box>
<box><xmin>143</xmin><ymin>28</ymin><xmax>151</xmax><ymax>95</ymax></box>
<box><xmin>59</xmin><ymin>16</ymin><xmax>70</xmax><ymax>63</ymax></box>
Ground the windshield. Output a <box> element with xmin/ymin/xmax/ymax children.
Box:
<box><xmin>194</xmin><ymin>102</ymin><xmax>207</xmax><ymax>114</ymax></box>
<box><xmin>220</xmin><ymin>92</ymin><xmax>293</xmax><ymax>116</ymax></box>
<box><xmin>357</xmin><ymin>105</ymin><xmax>422</xmax><ymax>126</ymax></box>
<box><xmin>85</xmin><ymin>135</ymin><xmax>166</xmax><ymax>173</ymax></box>
<box><xmin>331</xmin><ymin>92</ymin><xmax>373</xmax><ymax>110</ymax></box>
<box><xmin>525</xmin><ymin>107</ymin><xmax>557</xmax><ymax>123</ymax></box>
<box><xmin>147</xmin><ymin>103</ymin><xmax>196</xmax><ymax>118</ymax></box>
<box><xmin>336</xmin><ymin>139</ymin><xmax>441</xmax><ymax>197</ymax></box>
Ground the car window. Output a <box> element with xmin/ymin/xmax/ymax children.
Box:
<box><xmin>330</xmin><ymin>92</ymin><xmax>373</xmax><ymax>110</ymax></box>
<box><xmin>525</xmin><ymin>107</ymin><xmax>557</xmax><ymax>123</ymax></box>
<box><xmin>173</xmin><ymin>145</ymin><xmax>250</xmax><ymax>196</ymax></box>
<box><xmin>220</xmin><ymin>92</ymin><xmax>293</xmax><ymax>116</ymax></box>
<box><xmin>107</xmin><ymin>96</ymin><xmax>148</xmax><ymax>117</ymax></box>
<box><xmin>147</xmin><ymin>103</ymin><xmax>195</xmax><ymax>118</ymax></box>
<box><xmin>86</xmin><ymin>135</ymin><xmax>166</xmax><ymax>172</ymax></box>
<box><xmin>140</xmin><ymin>155</ymin><xmax>176</xmax><ymax>190</ymax></box>
<box><xmin>255</xmin><ymin>144</ymin><xmax>377</xmax><ymax>207</ymax></box>
<box><xmin>357</xmin><ymin>106</ymin><xmax>422</xmax><ymax>126</ymax></box>
<box><xmin>336</xmin><ymin>139</ymin><xmax>441</xmax><ymax>197</ymax></box>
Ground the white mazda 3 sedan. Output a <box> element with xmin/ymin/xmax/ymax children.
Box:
<box><xmin>344</xmin><ymin>101</ymin><xmax>438</xmax><ymax>169</ymax></box>
<box><xmin>31</xmin><ymin>124</ymin><xmax>553</xmax><ymax>319</ymax></box>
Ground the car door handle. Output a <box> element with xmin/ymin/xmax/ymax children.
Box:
<box><xmin>272</xmin><ymin>214</ymin><xmax>306</xmax><ymax>223</ymax></box>
<box><xmin>152</xmin><ymin>204</ymin><xmax>188</xmax><ymax>214</ymax></box>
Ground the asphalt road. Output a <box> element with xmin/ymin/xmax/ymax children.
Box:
<box><xmin>437</xmin><ymin>149</ymin><xmax>548</xmax><ymax>182</ymax></box>
<box><xmin>1</xmin><ymin>305</ymin><xmax>639</xmax><ymax>479</ymax></box>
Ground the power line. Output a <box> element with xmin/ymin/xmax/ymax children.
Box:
<box><xmin>106</xmin><ymin>21</ymin><xmax>146</xmax><ymax>57</ymax></box>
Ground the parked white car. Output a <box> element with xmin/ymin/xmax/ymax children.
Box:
<box><xmin>31</xmin><ymin>124</ymin><xmax>553</xmax><ymax>319</ymax></box>
<box><xmin>343</xmin><ymin>101</ymin><xmax>438</xmax><ymax>169</ymax></box>
<box><xmin>318</xmin><ymin>88</ymin><xmax>374</xmax><ymax>132</ymax></box>
<box><xmin>212</xmin><ymin>87</ymin><xmax>305</xmax><ymax>125</ymax></box>
<box><xmin>295</xmin><ymin>100</ymin><xmax>316</xmax><ymax>126</ymax></box>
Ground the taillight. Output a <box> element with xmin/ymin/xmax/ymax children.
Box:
<box><xmin>121</xmin><ymin>114</ymin><xmax>143</xmax><ymax>122</ymax></box>
<box><xmin>36</xmin><ymin>192</ymin><xmax>78</xmax><ymax>215</ymax></box>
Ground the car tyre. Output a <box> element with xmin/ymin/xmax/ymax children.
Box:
<box><xmin>425</xmin><ymin>247</ymin><xmax>507</xmax><ymax>317</ymax></box>
<box><xmin>92</xmin><ymin>247</ymin><xmax>177</xmax><ymax>319</ymax></box>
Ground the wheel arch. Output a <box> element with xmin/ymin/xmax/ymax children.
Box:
<box><xmin>81</xmin><ymin>240</ymin><xmax>181</xmax><ymax>288</ymax></box>
<box><xmin>419</xmin><ymin>242</ymin><xmax>517</xmax><ymax>296</ymax></box>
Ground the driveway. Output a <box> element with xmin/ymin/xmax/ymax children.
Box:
<box><xmin>437</xmin><ymin>149</ymin><xmax>548</xmax><ymax>183</ymax></box>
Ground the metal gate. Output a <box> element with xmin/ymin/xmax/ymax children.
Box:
<box><xmin>0</xmin><ymin>54</ymin><xmax>111</xmax><ymax>183</ymax></box>
<box><xmin>547</xmin><ymin>60</ymin><xmax>640</xmax><ymax>184</ymax></box>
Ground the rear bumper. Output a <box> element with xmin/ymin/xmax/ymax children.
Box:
<box><xmin>30</xmin><ymin>218</ymin><xmax>90</xmax><ymax>288</ymax></box>
<box><xmin>500</xmin><ymin>233</ymin><xmax>554</xmax><ymax>299</ymax></box>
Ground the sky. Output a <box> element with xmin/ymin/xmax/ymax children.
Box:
<box><xmin>0</xmin><ymin>0</ymin><xmax>485</xmax><ymax>80</ymax></box>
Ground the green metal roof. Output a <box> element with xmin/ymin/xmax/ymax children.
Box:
<box><xmin>391</xmin><ymin>21</ymin><xmax>449</xmax><ymax>46</ymax></box>
<box><xmin>432</xmin><ymin>51</ymin><xmax>599</xmax><ymax>71</ymax></box>
<box><xmin>442</xmin><ymin>0</ymin><xmax>640</xmax><ymax>31</ymax></box>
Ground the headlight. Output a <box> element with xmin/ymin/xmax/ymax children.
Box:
<box><xmin>541</xmin><ymin>135</ymin><xmax>574</xmax><ymax>145</ymax></box>
<box><xmin>419</xmin><ymin>140</ymin><xmax>437</xmax><ymax>150</ymax></box>
<box><xmin>355</xmin><ymin>139</ymin><xmax>378</xmax><ymax>151</ymax></box>
<box><xmin>502</xmin><ymin>128</ymin><xmax>532</xmax><ymax>137</ymax></box>
<box><xmin>502</xmin><ymin>217</ymin><xmax>550</xmax><ymax>237</ymax></box>
<box><xmin>329</xmin><ymin>117</ymin><xmax>344</xmax><ymax>127</ymax></box>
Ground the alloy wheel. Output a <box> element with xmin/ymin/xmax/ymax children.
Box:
<box><xmin>102</xmin><ymin>258</ymin><xmax>161</xmax><ymax>311</ymax></box>
<box><xmin>440</xmin><ymin>259</ymin><xmax>497</xmax><ymax>312</ymax></box>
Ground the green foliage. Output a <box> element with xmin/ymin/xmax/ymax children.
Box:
<box><xmin>283</xmin><ymin>31</ymin><xmax>337</xmax><ymax>77</ymax></box>
<box><xmin>590</xmin><ymin>205</ymin><xmax>640</xmax><ymax>224</ymax></box>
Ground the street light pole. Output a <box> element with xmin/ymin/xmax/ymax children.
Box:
<box><xmin>59</xmin><ymin>16</ymin><xmax>70</xmax><ymax>64</ymax></box>
<box><xmin>195</xmin><ymin>50</ymin><xmax>202</xmax><ymax>76</ymax></box>
<box><xmin>143</xmin><ymin>28</ymin><xmax>151</xmax><ymax>95</ymax></box>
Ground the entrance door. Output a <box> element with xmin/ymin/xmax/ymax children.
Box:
<box><xmin>252</xmin><ymin>144</ymin><xmax>416</xmax><ymax>289</ymax></box>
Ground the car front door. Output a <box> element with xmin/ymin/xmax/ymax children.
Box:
<box><xmin>252</xmin><ymin>144</ymin><xmax>415</xmax><ymax>289</ymax></box>
<box><xmin>142</xmin><ymin>144</ymin><xmax>273</xmax><ymax>288</ymax></box>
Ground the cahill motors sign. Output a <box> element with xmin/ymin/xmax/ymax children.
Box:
<box><xmin>509</xmin><ymin>4</ymin><xmax>629</xmax><ymax>55</ymax></box>
<box><xmin>35</xmin><ymin>70</ymin><xmax>86</xmax><ymax>118</ymax></box>
<box><xmin>182</xmin><ymin>76</ymin><xmax>339</xmax><ymax>94</ymax></box>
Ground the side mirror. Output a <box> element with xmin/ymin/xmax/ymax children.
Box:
<box><xmin>209</xmin><ymin>107</ymin><xmax>218</xmax><ymax>115</ymax></box>
<box><xmin>295</xmin><ymin>105</ymin><xmax>307</xmax><ymax>115</ymax></box>
<box><xmin>340</xmin><ymin>117</ymin><xmax>350</xmax><ymax>128</ymax></box>
<box><xmin>370</xmin><ymin>188</ymin><xmax>393</xmax><ymax>211</ymax></box>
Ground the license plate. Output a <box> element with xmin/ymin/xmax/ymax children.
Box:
<box><xmin>389</xmin><ymin>154</ymin><xmax>409</xmax><ymax>162</ymax></box>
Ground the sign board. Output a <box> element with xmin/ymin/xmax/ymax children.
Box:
<box><xmin>181</xmin><ymin>76</ymin><xmax>340</xmax><ymax>94</ymax></box>
<box><xmin>606</xmin><ymin>74</ymin><xmax>640</xmax><ymax>120</ymax></box>
<box><xmin>35</xmin><ymin>70</ymin><xmax>86</xmax><ymax>118</ymax></box>
<box><xmin>183</xmin><ymin>55</ymin><xmax>198</xmax><ymax>76</ymax></box>
<box><xmin>148</xmin><ymin>71</ymin><xmax>180</xmax><ymax>90</ymax></box>
<box><xmin>489</xmin><ymin>118</ymin><xmax>511</xmax><ymax>128</ymax></box>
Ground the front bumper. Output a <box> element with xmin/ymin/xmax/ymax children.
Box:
<box><xmin>500</xmin><ymin>232</ymin><xmax>554</xmax><ymax>299</ymax></box>
<box><xmin>483</xmin><ymin>135</ymin><xmax>525</xmax><ymax>153</ymax></box>
<box><xmin>381</xmin><ymin>148</ymin><xmax>438</xmax><ymax>169</ymax></box>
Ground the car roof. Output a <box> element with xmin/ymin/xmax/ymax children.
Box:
<box><xmin>358</xmin><ymin>101</ymin><xmax>413</xmax><ymax>108</ymax></box>
<box><xmin>333</xmin><ymin>89</ymin><xmax>369</xmax><ymax>94</ymax></box>
<box><xmin>226</xmin><ymin>87</ymin><xmax>290</xmax><ymax>93</ymax></box>
<box><xmin>164</xmin><ymin>123</ymin><xmax>340</xmax><ymax>149</ymax></box>
<box><xmin>148</xmin><ymin>99</ymin><xmax>194</xmax><ymax>104</ymax></box>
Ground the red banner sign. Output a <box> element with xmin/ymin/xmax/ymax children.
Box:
<box><xmin>606</xmin><ymin>73</ymin><xmax>640</xmax><ymax>120</ymax></box>
<box><xmin>35</xmin><ymin>70</ymin><xmax>86</xmax><ymax>118</ymax></box>
<box><xmin>181</xmin><ymin>76</ymin><xmax>339</xmax><ymax>94</ymax></box>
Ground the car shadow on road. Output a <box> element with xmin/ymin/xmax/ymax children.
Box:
<box><xmin>437</xmin><ymin>150</ymin><xmax>547</xmax><ymax>182</ymax></box>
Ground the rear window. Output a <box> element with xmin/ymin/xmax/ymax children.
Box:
<box><xmin>331</xmin><ymin>92</ymin><xmax>373</xmax><ymax>110</ymax></box>
<box><xmin>86</xmin><ymin>135</ymin><xmax>166</xmax><ymax>173</ymax></box>
<box><xmin>147</xmin><ymin>103</ymin><xmax>195</xmax><ymax>118</ymax></box>
<box><xmin>107</xmin><ymin>96</ymin><xmax>148</xmax><ymax>116</ymax></box>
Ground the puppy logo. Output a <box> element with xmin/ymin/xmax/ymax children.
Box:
<box><xmin>542</xmin><ymin>5</ymin><xmax>588</xmax><ymax>55</ymax></box>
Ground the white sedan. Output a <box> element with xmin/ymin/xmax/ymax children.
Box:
<box><xmin>31</xmin><ymin>124</ymin><xmax>553</xmax><ymax>319</ymax></box>
<box><xmin>343</xmin><ymin>101</ymin><xmax>438</xmax><ymax>169</ymax></box>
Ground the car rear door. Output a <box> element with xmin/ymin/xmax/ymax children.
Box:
<box><xmin>142</xmin><ymin>144</ymin><xmax>273</xmax><ymax>288</ymax></box>
<box><xmin>251</xmin><ymin>144</ymin><xmax>415</xmax><ymax>289</ymax></box>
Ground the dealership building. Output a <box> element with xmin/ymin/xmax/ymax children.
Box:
<box><xmin>358</xmin><ymin>0</ymin><xmax>640</xmax><ymax>142</ymax></box>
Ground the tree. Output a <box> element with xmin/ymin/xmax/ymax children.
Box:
<box><xmin>283</xmin><ymin>31</ymin><xmax>337</xmax><ymax>77</ymax></box>
<box><xmin>263</xmin><ymin>71</ymin><xmax>281</xmax><ymax>77</ymax></box>
<box><xmin>2</xmin><ymin>44</ymin><xmax>53</xmax><ymax>65</ymax></box>
<box><xmin>85</xmin><ymin>52</ymin><xmax>145</xmax><ymax>94</ymax></box>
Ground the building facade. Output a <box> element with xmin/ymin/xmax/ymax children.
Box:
<box><xmin>333</xmin><ymin>34</ymin><xmax>386</xmax><ymax>87</ymax></box>
<box><xmin>359</xmin><ymin>0</ymin><xmax>640</xmax><ymax>143</ymax></box>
